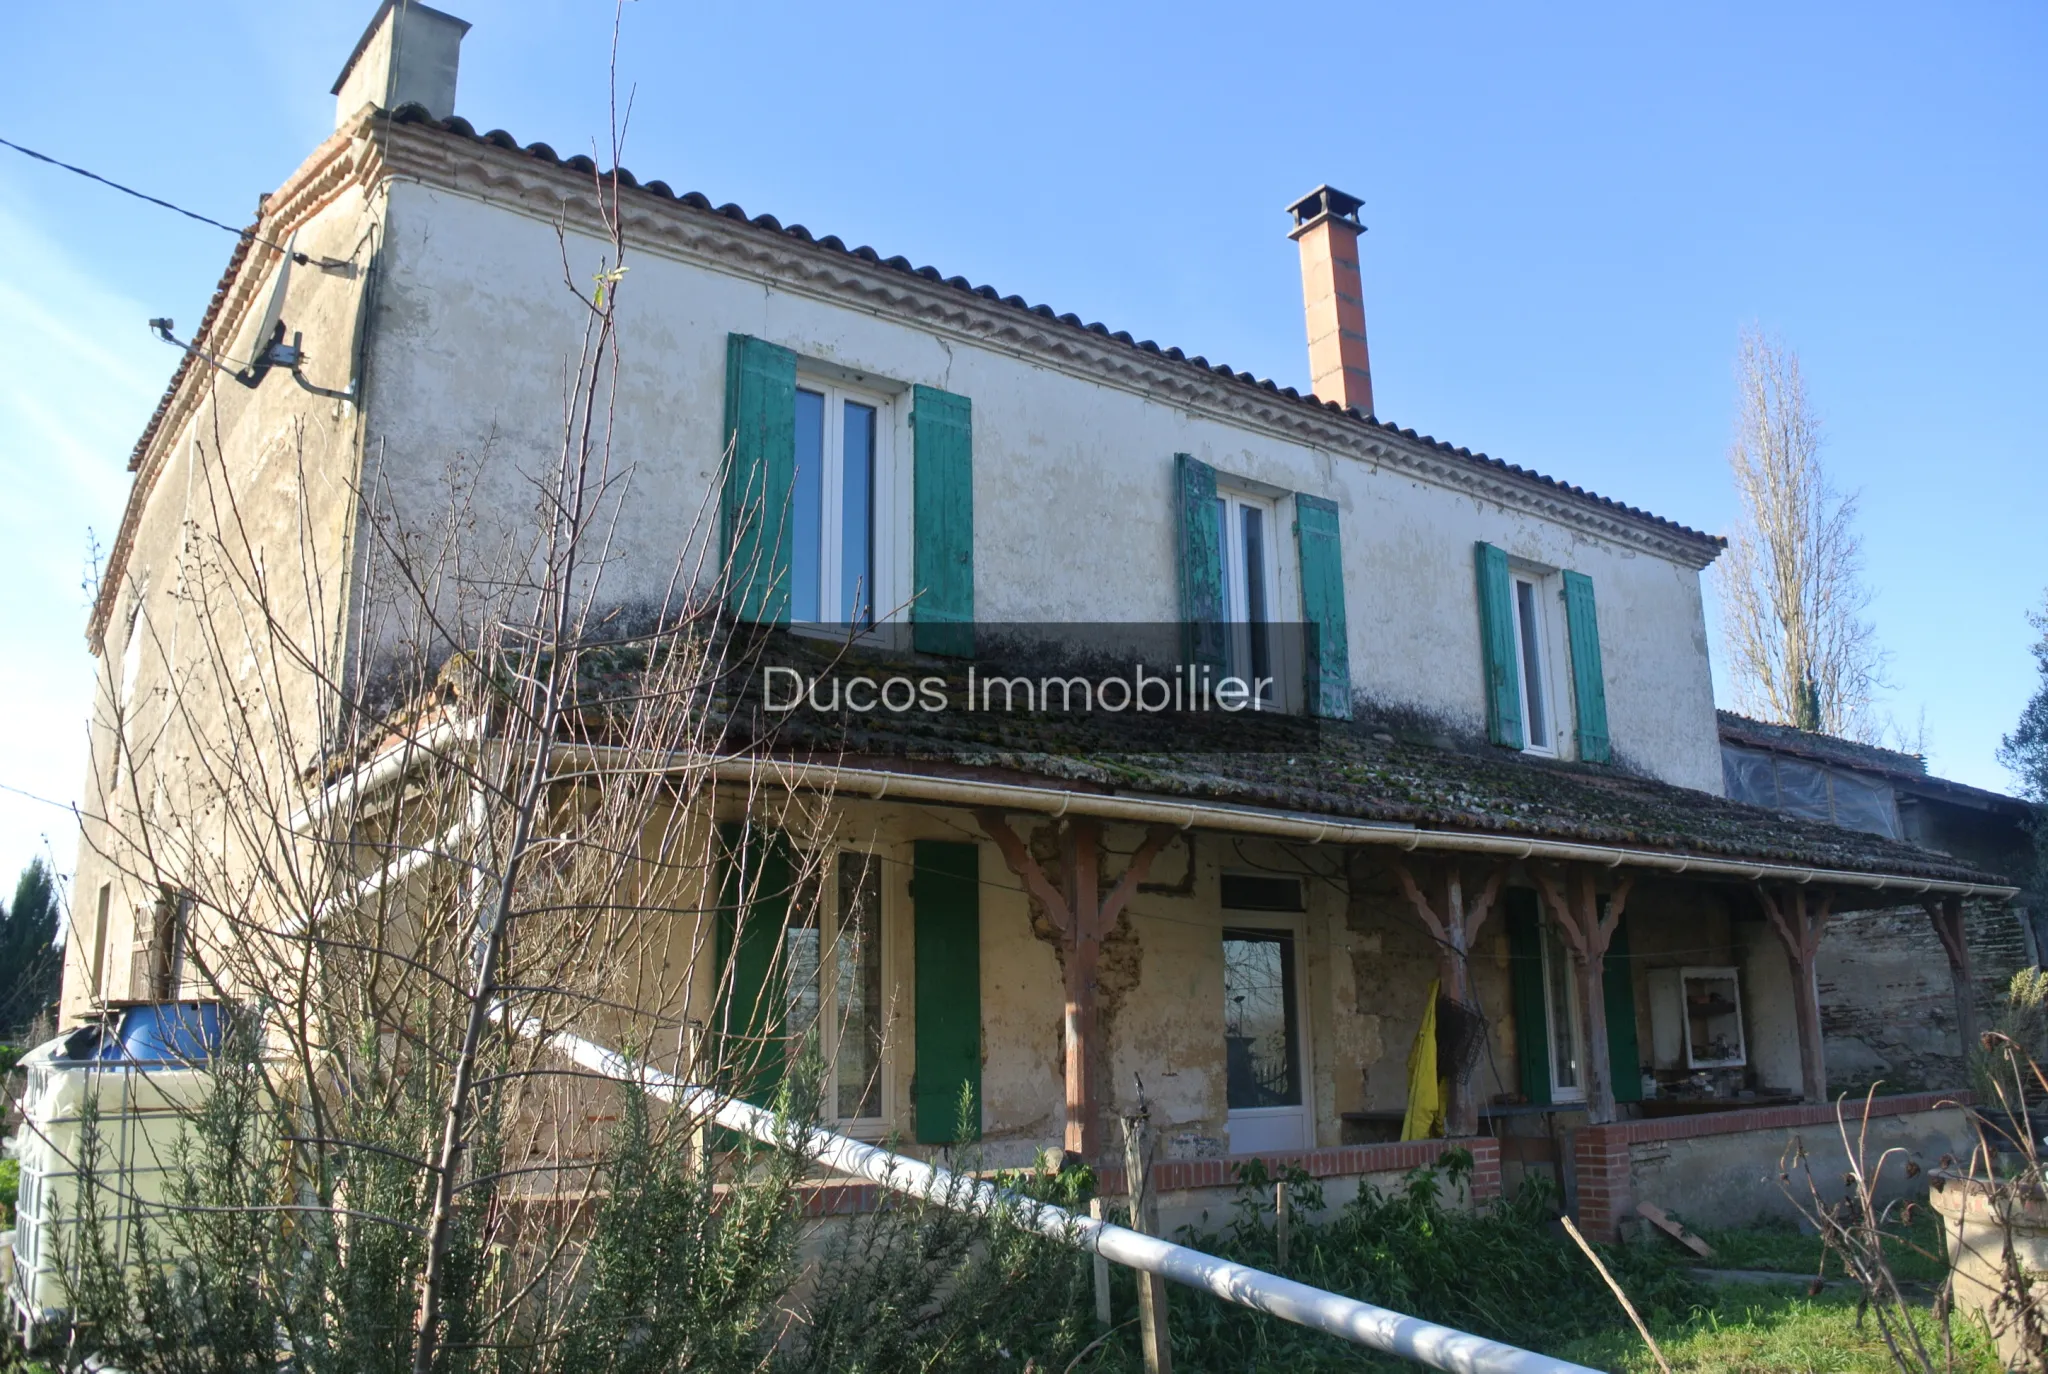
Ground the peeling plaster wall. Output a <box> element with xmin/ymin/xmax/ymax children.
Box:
<box><xmin>657</xmin><ymin>799</ymin><xmax>1418</xmax><ymax>1165</ymax></box>
<box><xmin>361</xmin><ymin>181</ymin><xmax>1723</xmax><ymax>792</ymax></box>
<box><xmin>62</xmin><ymin>184</ymin><xmax>380</xmax><ymax>1023</ymax></box>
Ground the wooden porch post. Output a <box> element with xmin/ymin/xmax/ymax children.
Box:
<box><xmin>1924</xmin><ymin>895</ymin><xmax>1979</xmax><ymax>1069</ymax></box>
<box><xmin>1757</xmin><ymin>883</ymin><xmax>1835</xmax><ymax>1102</ymax></box>
<box><xmin>979</xmin><ymin>811</ymin><xmax>1174</xmax><ymax>1162</ymax></box>
<box><xmin>1536</xmin><ymin>866</ymin><xmax>1635</xmax><ymax>1126</ymax></box>
<box><xmin>1388</xmin><ymin>856</ymin><xmax>1507</xmax><ymax>1138</ymax></box>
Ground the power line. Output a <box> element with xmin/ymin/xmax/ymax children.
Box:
<box><xmin>0</xmin><ymin>781</ymin><xmax>74</xmax><ymax>813</ymax></box>
<box><xmin>0</xmin><ymin>134</ymin><xmax>306</xmax><ymax>264</ymax></box>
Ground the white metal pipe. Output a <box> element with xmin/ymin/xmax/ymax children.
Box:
<box><xmin>281</xmin><ymin>811</ymin><xmax>480</xmax><ymax>937</ymax></box>
<box><xmin>512</xmin><ymin>1017</ymin><xmax>1601</xmax><ymax>1374</ymax></box>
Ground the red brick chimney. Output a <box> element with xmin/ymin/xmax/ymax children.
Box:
<box><xmin>1287</xmin><ymin>185</ymin><xmax>1373</xmax><ymax>416</ymax></box>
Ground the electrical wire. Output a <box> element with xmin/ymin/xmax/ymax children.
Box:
<box><xmin>0</xmin><ymin>135</ymin><xmax>308</xmax><ymax>264</ymax></box>
<box><xmin>0</xmin><ymin>780</ymin><xmax>77</xmax><ymax>813</ymax></box>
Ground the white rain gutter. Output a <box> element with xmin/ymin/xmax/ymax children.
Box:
<box><xmin>509</xmin><ymin>1016</ymin><xmax>1600</xmax><ymax>1374</ymax></box>
<box><xmin>280</xmin><ymin>810</ymin><xmax>481</xmax><ymax>937</ymax></box>
<box><xmin>684</xmin><ymin>755</ymin><xmax>2017</xmax><ymax>901</ymax></box>
<box><xmin>299</xmin><ymin>734</ymin><xmax>2019</xmax><ymax>900</ymax></box>
<box><xmin>288</xmin><ymin>717</ymin><xmax>481</xmax><ymax>832</ymax></box>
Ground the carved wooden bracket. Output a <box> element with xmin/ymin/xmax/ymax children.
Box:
<box><xmin>1923</xmin><ymin>894</ymin><xmax>1979</xmax><ymax>1061</ymax></box>
<box><xmin>1756</xmin><ymin>882</ymin><xmax>1836</xmax><ymax>1102</ymax></box>
<box><xmin>978</xmin><ymin>810</ymin><xmax>1175</xmax><ymax>1161</ymax></box>
<box><xmin>1535</xmin><ymin>865</ymin><xmax>1635</xmax><ymax>968</ymax></box>
<box><xmin>1535</xmin><ymin>863</ymin><xmax>1636</xmax><ymax>1125</ymax></box>
<box><xmin>1388</xmin><ymin>856</ymin><xmax>1507</xmax><ymax>986</ymax></box>
<box><xmin>1383</xmin><ymin>853</ymin><xmax>1509</xmax><ymax>1138</ymax></box>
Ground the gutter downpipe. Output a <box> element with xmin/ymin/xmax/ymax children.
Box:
<box><xmin>575</xmin><ymin>751</ymin><xmax>2011</xmax><ymax>902</ymax></box>
<box><xmin>509</xmin><ymin>1016</ymin><xmax>1600</xmax><ymax>1374</ymax></box>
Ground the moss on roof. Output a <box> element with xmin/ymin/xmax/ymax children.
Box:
<box><xmin>526</xmin><ymin>627</ymin><xmax>2006</xmax><ymax>888</ymax></box>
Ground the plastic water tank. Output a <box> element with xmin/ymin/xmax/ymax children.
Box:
<box><xmin>5</xmin><ymin>1002</ymin><xmax>223</xmax><ymax>1347</ymax></box>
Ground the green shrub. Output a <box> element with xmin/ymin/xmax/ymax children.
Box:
<box><xmin>1151</xmin><ymin>1152</ymin><xmax>1704</xmax><ymax>1368</ymax></box>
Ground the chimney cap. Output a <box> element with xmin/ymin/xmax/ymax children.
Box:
<box><xmin>331</xmin><ymin>0</ymin><xmax>472</xmax><ymax>96</ymax></box>
<box><xmin>1286</xmin><ymin>185</ymin><xmax>1365</xmax><ymax>236</ymax></box>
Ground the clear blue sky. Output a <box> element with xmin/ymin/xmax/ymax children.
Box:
<box><xmin>2</xmin><ymin>1</ymin><xmax>2043</xmax><ymax>889</ymax></box>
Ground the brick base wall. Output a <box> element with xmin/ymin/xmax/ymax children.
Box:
<box><xmin>1099</xmin><ymin>1136</ymin><xmax>1500</xmax><ymax>1202</ymax></box>
<box><xmin>797</xmin><ymin>1136</ymin><xmax>1503</xmax><ymax>1219</ymax></box>
<box><xmin>1571</xmin><ymin>1091</ymin><xmax>1964</xmax><ymax>1240</ymax></box>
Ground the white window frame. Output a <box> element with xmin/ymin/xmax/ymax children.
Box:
<box><xmin>1508</xmin><ymin>571</ymin><xmax>1560</xmax><ymax>757</ymax></box>
<box><xmin>1220</xmin><ymin>910</ymin><xmax>1314</xmax><ymax>1153</ymax></box>
<box><xmin>1215</xmin><ymin>487</ymin><xmax>1290</xmax><ymax>710</ymax></box>
<box><xmin>783</xmin><ymin>845</ymin><xmax>892</xmax><ymax>1134</ymax></box>
<box><xmin>1538</xmin><ymin>918</ymin><xmax>1589</xmax><ymax>1104</ymax></box>
<box><xmin>792</xmin><ymin>376</ymin><xmax>900</xmax><ymax>629</ymax></box>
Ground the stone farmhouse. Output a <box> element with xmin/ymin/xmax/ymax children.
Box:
<box><xmin>66</xmin><ymin>2</ymin><xmax>2028</xmax><ymax>1238</ymax></box>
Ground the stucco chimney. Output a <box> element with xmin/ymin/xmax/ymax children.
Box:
<box><xmin>332</xmin><ymin>2</ymin><xmax>471</xmax><ymax>130</ymax></box>
<box><xmin>1286</xmin><ymin>185</ymin><xmax>1373</xmax><ymax>416</ymax></box>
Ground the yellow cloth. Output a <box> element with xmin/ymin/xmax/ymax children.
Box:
<box><xmin>1401</xmin><ymin>979</ymin><xmax>1445</xmax><ymax>1141</ymax></box>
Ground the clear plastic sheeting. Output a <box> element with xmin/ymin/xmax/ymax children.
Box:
<box><xmin>1722</xmin><ymin>746</ymin><xmax>1777</xmax><ymax>809</ymax></box>
<box><xmin>1775</xmin><ymin>758</ymin><xmax>1834</xmax><ymax>823</ymax></box>
<box><xmin>1830</xmin><ymin>772</ymin><xmax>1901</xmax><ymax>839</ymax></box>
<box><xmin>1720</xmin><ymin>745</ymin><xmax>1899</xmax><ymax>840</ymax></box>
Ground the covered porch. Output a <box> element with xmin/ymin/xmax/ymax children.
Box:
<box><xmin>705</xmin><ymin>752</ymin><xmax>2013</xmax><ymax>1236</ymax></box>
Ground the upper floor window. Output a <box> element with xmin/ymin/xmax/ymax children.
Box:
<box><xmin>724</xmin><ymin>334</ymin><xmax>972</xmax><ymax>647</ymax></box>
<box><xmin>792</xmin><ymin>381</ymin><xmax>888</xmax><ymax>626</ymax></box>
<box><xmin>1511</xmin><ymin>575</ymin><xmax>1555</xmax><ymax>757</ymax></box>
<box><xmin>1475</xmin><ymin>543</ymin><xmax>1610</xmax><ymax>763</ymax></box>
<box><xmin>1215</xmin><ymin>488</ymin><xmax>1279</xmax><ymax>706</ymax></box>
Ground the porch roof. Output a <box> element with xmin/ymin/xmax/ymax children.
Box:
<box><xmin>539</xmin><ymin>631</ymin><xmax>2016</xmax><ymax>898</ymax></box>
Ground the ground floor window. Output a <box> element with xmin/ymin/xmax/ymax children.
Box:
<box><xmin>782</xmin><ymin>849</ymin><xmax>886</xmax><ymax>1125</ymax></box>
<box><xmin>1508</xmin><ymin>888</ymin><xmax>1642</xmax><ymax>1107</ymax></box>
<box><xmin>1540</xmin><ymin>920</ymin><xmax>1587</xmax><ymax>1103</ymax></box>
<box><xmin>1223</xmin><ymin>928</ymin><xmax>1301</xmax><ymax>1110</ymax></box>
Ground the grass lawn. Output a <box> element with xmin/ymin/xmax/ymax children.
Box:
<box><xmin>1556</xmin><ymin>1283</ymin><xmax>2000</xmax><ymax>1373</ymax></box>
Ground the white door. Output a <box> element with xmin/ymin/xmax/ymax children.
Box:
<box><xmin>1223</xmin><ymin>924</ymin><xmax>1310</xmax><ymax>1153</ymax></box>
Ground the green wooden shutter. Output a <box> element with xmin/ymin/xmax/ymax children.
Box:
<box><xmin>714</xmin><ymin>822</ymin><xmax>795</xmax><ymax>1104</ymax></box>
<box><xmin>1176</xmin><ymin>454</ymin><xmax>1226</xmax><ymax>673</ymax></box>
<box><xmin>1604</xmin><ymin>916</ymin><xmax>1642</xmax><ymax>1103</ymax></box>
<box><xmin>912</xmin><ymin>385</ymin><xmax>974</xmax><ymax>656</ymax></box>
<box><xmin>1562</xmin><ymin>570</ymin><xmax>1611</xmax><ymax>764</ymax></box>
<box><xmin>1506</xmin><ymin>890</ymin><xmax>1551</xmax><ymax>1106</ymax></box>
<box><xmin>1294</xmin><ymin>493</ymin><xmax>1351</xmax><ymax>720</ymax></box>
<box><xmin>721</xmin><ymin>334</ymin><xmax>798</xmax><ymax>624</ymax></box>
<box><xmin>1475</xmin><ymin>542</ymin><xmax>1524</xmax><ymax>749</ymax></box>
<box><xmin>914</xmin><ymin>840</ymin><xmax>982</xmax><ymax>1143</ymax></box>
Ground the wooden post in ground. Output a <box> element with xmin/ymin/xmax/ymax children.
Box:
<box><xmin>1924</xmin><ymin>895</ymin><xmax>1979</xmax><ymax>1067</ymax></box>
<box><xmin>1122</xmin><ymin>1109</ymin><xmax>1173</xmax><ymax>1374</ymax></box>
<box><xmin>979</xmin><ymin>812</ymin><xmax>1175</xmax><ymax>1162</ymax></box>
<box><xmin>1274</xmin><ymin>1178</ymin><xmax>1291</xmax><ymax>1269</ymax></box>
<box><xmin>1386</xmin><ymin>854</ymin><xmax>1507</xmax><ymax>1137</ymax></box>
<box><xmin>1758</xmin><ymin>883</ymin><xmax>1835</xmax><ymax>1102</ymax></box>
<box><xmin>1089</xmin><ymin>1196</ymin><xmax>1112</xmax><ymax>1327</ymax></box>
<box><xmin>1537</xmin><ymin>865</ymin><xmax>1636</xmax><ymax>1126</ymax></box>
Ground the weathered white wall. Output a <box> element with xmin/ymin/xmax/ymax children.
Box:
<box><xmin>361</xmin><ymin>177</ymin><xmax>1723</xmax><ymax>791</ymax></box>
<box><xmin>63</xmin><ymin>180</ymin><xmax>379</xmax><ymax>1022</ymax></box>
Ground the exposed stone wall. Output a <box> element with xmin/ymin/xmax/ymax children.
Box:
<box><xmin>1819</xmin><ymin>899</ymin><xmax>2032</xmax><ymax>1095</ymax></box>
